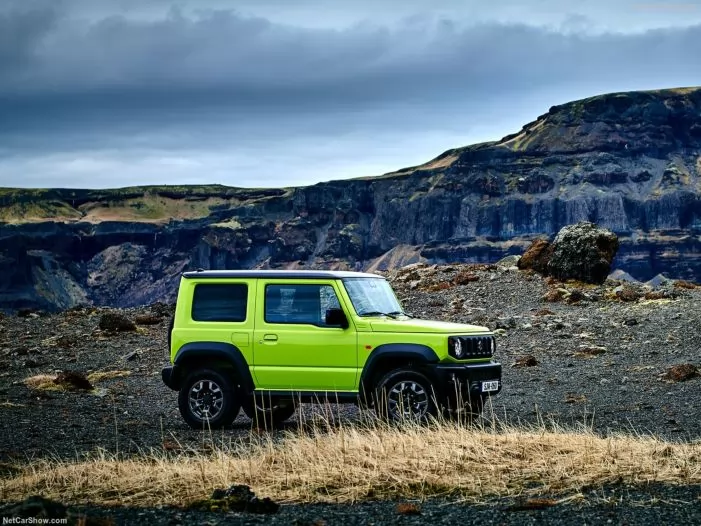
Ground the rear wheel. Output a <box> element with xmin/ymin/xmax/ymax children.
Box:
<box><xmin>178</xmin><ymin>368</ymin><xmax>241</xmax><ymax>429</ymax></box>
<box><xmin>242</xmin><ymin>395</ymin><xmax>296</xmax><ymax>429</ymax></box>
<box><xmin>373</xmin><ymin>369</ymin><xmax>438</xmax><ymax>422</ymax></box>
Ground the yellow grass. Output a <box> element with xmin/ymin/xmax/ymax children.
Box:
<box><xmin>24</xmin><ymin>374</ymin><xmax>62</xmax><ymax>391</ymax></box>
<box><xmin>0</xmin><ymin>421</ymin><xmax>699</xmax><ymax>507</ymax></box>
<box><xmin>24</xmin><ymin>371</ymin><xmax>131</xmax><ymax>392</ymax></box>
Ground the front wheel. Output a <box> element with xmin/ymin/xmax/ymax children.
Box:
<box><xmin>374</xmin><ymin>369</ymin><xmax>438</xmax><ymax>422</ymax></box>
<box><xmin>178</xmin><ymin>368</ymin><xmax>241</xmax><ymax>429</ymax></box>
<box><xmin>242</xmin><ymin>395</ymin><xmax>296</xmax><ymax>429</ymax></box>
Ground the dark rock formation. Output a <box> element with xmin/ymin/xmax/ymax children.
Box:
<box><xmin>2</xmin><ymin>87</ymin><xmax>701</xmax><ymax>309</ymax></box>
<box><xmin>548</xmin><ymin>222</ymin><xmax>619</xmax><ymax>284</ymax></box>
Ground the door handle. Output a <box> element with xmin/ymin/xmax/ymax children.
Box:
<box><xmin>260</xmin><ymin>334</ymin><xmax>278</xmax><ymax>344</ymax></box>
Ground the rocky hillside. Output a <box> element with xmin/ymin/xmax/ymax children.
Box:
<box><xmin>2</xmin><ymin>87</ymin><xmax>701</xmax><ymax>310</ymax></box>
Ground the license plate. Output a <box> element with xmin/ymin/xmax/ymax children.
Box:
<box><xmin>481</xmin><ymin>381</ymin><xmax>499</xmax><ymax>393</ymax></box>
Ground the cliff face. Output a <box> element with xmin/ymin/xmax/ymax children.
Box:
<box><xmin>2</xmin><ymin>87</ymin><xmax>701</xmax><ymax>310</ymax></box>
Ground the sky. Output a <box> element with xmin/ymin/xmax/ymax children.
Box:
<box><xmin>1</xmin><ymin>0</ymin><xmax>701</xmax><ymax>189</ymax></box>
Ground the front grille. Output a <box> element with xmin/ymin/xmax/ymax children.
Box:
<box><xmin>454</xmin><ymin>335</ymin><xmax>494</xmax><ymax>359</ymax></box>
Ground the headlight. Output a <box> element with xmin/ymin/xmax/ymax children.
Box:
<box><xmin>454</xmin><ymin>338</ymin><xmax>463</xmax><ymax>358</ymax></box>
<box><xmin>449</xmin><ymin>336</ymin><xmax>464</xmax><ymax>358</ymax></box>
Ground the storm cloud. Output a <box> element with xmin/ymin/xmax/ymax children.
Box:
<box><xmin>1</xmin><ymin>0</ymin><xmax>701</xmax><ymax>188</ymax></box>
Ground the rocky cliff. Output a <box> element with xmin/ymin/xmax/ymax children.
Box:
<box><xmin>2</xmin><ymin>87</ymin><xmax>701</xmax><ymax>310</ymax></box>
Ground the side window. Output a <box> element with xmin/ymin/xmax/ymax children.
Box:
<box><xmin>265</xmin><ymin>284</ymin><xmax>340</xmax><ymax>326</ymax></box>
<box><xmin>191</xmin><ymin>283</ymin><xmax>248</xmax><ymax>322</ymax></box>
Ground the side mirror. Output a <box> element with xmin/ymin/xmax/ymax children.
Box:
<box><xmin>325</xmin><ymin>308</ymin><xmax>349</xmax><ymax>329</ymax></box>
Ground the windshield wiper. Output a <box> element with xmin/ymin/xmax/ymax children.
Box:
<box><xmin>358</xmin><ymin>311</ymin><xmax>391</xmax><ymax>317</ymax></box>
<box><xmin>386</xmin><ymin>311</ymin><xmax>412</xmax><ymax>318</ymax></box>
<box><xmin>358</xmin><ymin>310</ymin><xmax>410</xmax><ymax>319</ymax></box>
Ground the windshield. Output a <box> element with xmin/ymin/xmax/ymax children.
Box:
<box><xmin>342</xmin><ymin>278</ymin><xmax>404</xmax><ymax>317</ymax></box>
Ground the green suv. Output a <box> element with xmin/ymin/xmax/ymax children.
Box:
<box><xmin>162</xmin><ymin>270</ymin><xmax>501</xmax><ymax>428</ymax></box>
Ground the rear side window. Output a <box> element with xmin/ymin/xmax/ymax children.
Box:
<box><xmin>191</xmin><ymin>284</ymin><xmax>248</xmax><ymax>322</ymax></box>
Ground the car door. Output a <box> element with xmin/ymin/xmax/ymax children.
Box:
<box><xmin>252</xmin><ymin>279</ymin><xmax>358</xmax><ymax>391</ymax></box>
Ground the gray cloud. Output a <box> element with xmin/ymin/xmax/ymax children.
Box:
<box><xmin>1</xmin><ymin>2</ymin><xmax>701</xmax><ymax>188</ymax></box>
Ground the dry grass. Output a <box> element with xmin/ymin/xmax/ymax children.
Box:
<box><xmin>24</xmin><ymin>374</ymin><xmax>63</xmax><ymax>391</ymax></box>
<box><xmin>24</xmin><ymin>371</ymin><xmax>131</xmax><ymax>392</ymax></box>
<box><xmin>0</xmin><ymin>420</ymin><xmax>699</xmax><ymax>508</ymax></box>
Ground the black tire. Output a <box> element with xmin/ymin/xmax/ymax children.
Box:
<box><xmin>178</xmin><ymin>368</ymin><xmax>241</xmax><ymax>429</ymax></box>
<box><xmin>373</xmin><ymin>368</ymin><xmax>438</xmax><ymax>422</ymax></box>
<box><xmin>242</xmin><ymin>395</ymin><xmax>296</xmax><ymax>429</ymax></box>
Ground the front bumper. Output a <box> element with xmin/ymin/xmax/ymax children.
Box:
<box><xmin>161</xmin><ymin>365</ymin><xmax>180</xmax><ymax>391</ymax></box>
<box><xmin>430</xmin><ymin>361</ymin><xmax>502</xmax><ymax>401</ymax></box>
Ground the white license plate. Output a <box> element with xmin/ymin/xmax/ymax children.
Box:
<box><xmin>481</xmin><ymin>381</ymin><xmax>499</xmax><ymax>393</ymax></box>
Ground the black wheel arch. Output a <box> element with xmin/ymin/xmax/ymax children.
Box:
<box><xmin>172</xmin><ymin>342</ymin><xmax>255</xmax><ymax>394</ymax></box>
<box><xmin>358</xmin><ymin>343</ymin><xmax>439</xmax><ymax>405</ymax></box>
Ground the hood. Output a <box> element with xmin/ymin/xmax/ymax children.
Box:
<box><xmin>369</xmin><ymin>317</ymin><xmax>490</xmax><ymax>334</ymax></box>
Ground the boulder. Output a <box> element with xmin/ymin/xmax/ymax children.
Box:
<box><xmin>98</xmin><ymin>312</ymin><xmax>137</xmax><ymax>332</ymax></box>
<box><xmin>547</xmin><ymin>222</ymin><xmax>619</xmax><ymax>284</ymax></box>
<box><xmin>517</xmin><ymin>239</ymin><xmax>553</xmax><ymax>274</ymax></box>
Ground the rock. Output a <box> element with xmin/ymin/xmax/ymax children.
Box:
<box><xmin>608</xmin><ymin>269</ymin><xmax>640</xmax><ymax>283</ymax></box>
<box><xmin>496</xmin><ymin>255</ymin><xmax>521</xmax><ymax>268</ymax></box>
<box><xmin>673</xmin><ymin>280</ymin><xmax>699</xmax><ymax>290</ymax></box>
<box><xmin>0</xmin><ymin>496</ymin><xmax>68</xmax><ymax>519</ymax></box>
<box><xmin>517</xmin><ymin>239</ymin><xmax>553</xmax><ymax>274</ymax></box>
<box><xmin>513</xmin><ymin>355</ymin><xmax>539</xmax><ymax>368</ymax></box>
<box><xmin>661</xmin><ymin>364</ymin><xmax>699</xmax><ymax>382</ymax></box>
<box><xmin>98</xmin><ymin>312</ymin><xmax>137</xmax><ymax>332</ymax></box>
<box><xmin>17</xmin><ymin>308</ymin><xmax>40</xmax><ymax>318</ymax></box>
<box><xmin>564</xmin><ymin>394</ymin><xmax>587</xmax><ymax>404</ymax></box>
<box><xmin>616</xmin><ymin>286</ymin><xmax>642</xmax><ymax>302</ymax></box>
<box><xmin>396</xmin><ymin>503</ymin><xmax>422</xmax><ymax>516</ymax></box>
<box><xmin>123</xmin><ymin>351</ymin><xmax>140</xmax><ymax>362</ymax></box>
<box><xmin>495</xmin><ymin>317</ymin><xmax>517</xmax><ymax>330</ymax></box>
<box><xmin>191</xmin><ymin>485</ymin><xmax>279</xmax><ymax>514</ymax></box>
<box><xmin>547</xmin><ymin>222</ymin><xmax>619</xmax><ymax>284</ymax></box>
<box><xmin>134</xmin><ymin>314</ymin><xmax>162</xmax><ymax>326</ymax></box>
<box><xmin>645</xmin><ymin>274</ymin><xmax>674</xmax><ymax>289</ymax></box>
<box><xmin>453</xmin><ymin>271</ymin><xmax>479</xmax><ymax>285</ymax></box>
<box><xmin>644</xmin><ymin>290</ymin><xmax>672</xmax><ymax>300</ymax></box>
<box><xmin>54</xmin><ymin>371</ymin><xmax>93</xmax><ymax>391</ymax></box>
<box><xmin>574</xmin><ymin>346</ymin><xmax>607</xmax><ymax>357</ymax></box>
<box><xmin>623</xmin><ymin>318</ymin><xmax>639</xmax><ymax>326</ymax></box>
<box><xmin>542</xmin><ymin>289</ymin><xmax>565</xmax><ymax>302</ymax></box>
<box><xmin>566</xmin><ymin>289</ymin><xmax>586</xmax><ymax>304</ymax></box>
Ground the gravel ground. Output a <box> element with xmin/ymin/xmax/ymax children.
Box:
<box><xmin>14</xmin><ymin>483</ymin><xmax>699</xmax><ymax>525</ymax></box>
<box><xmin>0</xmin><ymin>264</ymin><xmax>699</xmax><ymax>524</ymax></box>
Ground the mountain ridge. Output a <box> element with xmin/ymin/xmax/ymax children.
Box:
<box><xmin>2</xmin><ymin>86</ymin><xmax>701</xmax><ymax>310</ymax></box>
